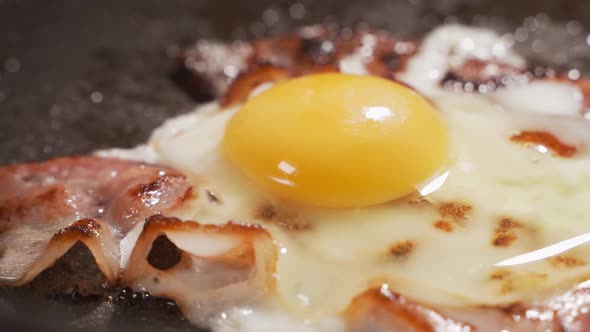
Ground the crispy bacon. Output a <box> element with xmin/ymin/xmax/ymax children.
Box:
<box><xmin>443</xmin><ymin>60</ymin><xmax>590</xmax><ymax>115</ymax></box>
<box><xmin>122</xmin><ymin>215</ymin><xmax>276</xmax><ymax>325</ymax></box>
<box><xmin>346</xmin><ymin>286</ymin><xmax>470</xmax><ymax>332</ymax></box>
<box><xmin>346</xmin><ymin>284</ymin><xmax>590</xmax><ymax>332</ymax></box>
<box><xmin>359</xmin><ymin>32</ymin><xmax>418</xmax><ymax>80</ymax></box>
<box><xmin>220</xmin><ymin>64</ymin><xmax>290</xmax><ymax>108</ymax></box>
<box><xmin>0</xmin><ymin>156</ymin><xmax>277</xmax><ymax>326</ymax></box>
<box><xmin>0</xmin><ymin>156</ymin><xmax>192</xmax><ymax>286</ymax></box>
<box><xmin>176</xmin><ymin>25</ymin><xmax>419</xmax><ymax>105</ymax></box>
<box><xmin>176</xmin><ymin>25</ymin><xmax>590</xmax><ymax>117</ymax></box>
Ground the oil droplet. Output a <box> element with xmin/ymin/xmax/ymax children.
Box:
<box><xmin>289</xmin><ymin>3</ymin><xmax>305</xmax><ymax>20</ymax></box>
<box><xmin>90</xmin><ymin>91</ymin><xmax>104</xmax><ymax>103</ymax></box>
<box><xmin>262</xmin><ymin>8</ymin><xmax>279</xmax><ymax>26</ymax></box>
<box><xmin>568</xmin><ymin>69</ymin><xmax>581</xmax><ymax>80</ymax></box>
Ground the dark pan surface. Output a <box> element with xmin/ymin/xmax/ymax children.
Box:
<box><xmin>0</xmin><ymin>0</ymin><xmax>589</xmax><ymax>331</ymax></box>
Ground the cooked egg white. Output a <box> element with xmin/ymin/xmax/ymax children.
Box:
<box><xmin>99</xmin><ymin>25</ymin><xmax>590</xmax><ymax>331</ymax></box>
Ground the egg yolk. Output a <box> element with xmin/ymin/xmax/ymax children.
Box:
<box><xmin>222</xmin><ymin>73</ymin><xmax>449</xmax><ymax>208</ymax></box>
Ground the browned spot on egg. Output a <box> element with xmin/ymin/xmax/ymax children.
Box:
<box><xmin>499</xmin><ymin>280</ymin><xmax>515</xmax><ymax>294</ymax></box>
<box><xmin>496</xmin><ymin>272</ymin><xmax>549</xmax><ymax>295</ymax></box>
<box><xmin>389</xmin><ymin>240</ymin><xmax>416</xmax><ymax>258</ymax></box>
<box><xmin>491</xmin><ymin>217</ymin><xmax>524</xmax><ymax>248</ymax></box>
<box><xmin>433</xmin><ymin>220</ymin><xmax>455</xmax><ymax>233</ymax></box>
<box><xmin>439</xmin><ymin>202</ymin><xmax>472</xmax><ymax>221</ymax></box>
<box><xmin>488</xmin><ymin>270</ymin><xmax>546</xmax><ymax>295</ymax></box>
<box><xmin>431</xmin><ymin>202</ymin><xmax>472</xmax><ymax>233</ymax></box>
<box><xmin>497</xmin><ymin>217</ymin><xmax>523</xmax><ymax>231</ymax></box>
<box><xmin>254</xmin><ymin>204</ymin><xmax>311</xmax><ymax>231</ymax></box>
<box><xmin>510</xmin><ymin>131</ymin><xmax>577</xmax><ymax>158</ymax></box>
<box><xmin>548</xmin><ymin>255</ymin><xmax>586</xmax><ymax>268</ymax></box>
<box><xmin>255</xmin><ymin>204</ymin><xmax>277</xmax><ymax>221</ymax></box>
<box><xmin>492</xmin><ymin>232</ymin><xmax>518</xmax><ymax>247</ymax></box>
<box><xmin>489</xmin><ymin>269</ymin><xmax>512</xmax><ymax>281</ymax></box>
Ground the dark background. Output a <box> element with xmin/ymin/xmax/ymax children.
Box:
<box><xmin>0</xmin><ymin>0</ymin><xmax>589</xmax><ymax>331</ymax></box>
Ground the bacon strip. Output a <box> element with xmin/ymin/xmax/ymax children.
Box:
<box><xmin>0</xmin><ymin>156</ymin><xmax>192</xmax><ymax>286</ymax></box>
<box><xmin>176</xmin><ymin>25</ymin><xmax>419</xmax><ymax>106</ymax></box>
<box><xmin>344</xmin><ymin>280</ymin><xmax>590</xmax><ymax>332</ymax></box>
<box><xmin>122</xmin><ymin>215</ymin><xmax>276</xmax><ymax>325</ymax></box>
<box><xmin>346</xmin><ymin>286</ymin><xmax>470</xmax><ymax>332</ymax></box>
<box><xmin>219</xmin><ymin>64</ymin><xmax>290</xmax><ymax>108</ymax></box>
<box><xmin>176</xmin><ymin>25</ymin><xmax>590</xmax><ymax>117</ymax></box>
<box><xmin>444</xmin><ymin>62</ymin><xmax>590</xmax><ymax>115</ymax></box>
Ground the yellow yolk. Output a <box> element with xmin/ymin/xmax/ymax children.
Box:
<box><xmin>222</xmin><ymin>73</ymin><xmax>449</xmax><ymax>208</ymax></box>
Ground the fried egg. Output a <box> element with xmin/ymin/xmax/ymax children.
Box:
<box><xmin>100</xmin><ymin>24</ymin><xmax>590</xmax><ymax>331</ymax></box>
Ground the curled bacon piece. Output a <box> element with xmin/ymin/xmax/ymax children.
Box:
<box><xmin>176</xmin><ymin>25</ymin><xmax>590</xmax><ymax>117</ymax></box>
<box><xmin>356</xmin><ymin>32</ymin><xmax>418</xmax><ymax>80</ymax></box>
<box><xmin>441</xmin><ymin>59</ymin><xmax>590</xmax><ymax>116</ymax></box>
<box><xmin>219</xmin><ymin>64</ymin><xmax>290</xmax><ymax>108</ymax></box>
<box><xmin>0</xmin><ymin>156</ymin><xmax>192</xmax><ymax>287</ymax></box>
<box><xmin>122</xmin><ymin>215</ymin><xmax>276</xmax><ymax>325</ymax></box>
<box><xmin>0</xmin><ymin>156</ymin><xmax>277</xmax><ymax>325</ymax></box>
<box><xmin>346</xmin><ymin>281</ymin><xmax>590</xmax><ymax>332</ymax></box>
<box><xmin>176</xmin><ymin>25</ymin><xmax>419</xmax><ymax>106</ymax></box>
<box><xmin>249</xmin><ymin>26</ymin><xmax>418</xmax><ymax>78</ymax></box>
<box><xmin>346</xmin><ymin>286</ymin><xmax>470</xmax><ymax>332</ymax></box>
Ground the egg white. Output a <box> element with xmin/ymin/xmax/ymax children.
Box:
<box><xmin>99</xmin><ymin>25</ymin><xmax>590</xmax><ymax>331</ymax></box>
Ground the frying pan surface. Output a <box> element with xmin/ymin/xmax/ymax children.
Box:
<box><xmin>0</xmin><ymin>0</ymin><xmax>589</xmax><ymax>331</ymax></box>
